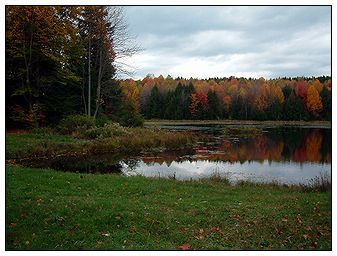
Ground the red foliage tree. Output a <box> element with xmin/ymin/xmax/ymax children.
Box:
<box><xmin>295</xmin><ymin>79</ymin><xmax>308</xmax><ymax>100</ymax></box>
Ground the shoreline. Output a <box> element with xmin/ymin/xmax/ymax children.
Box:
<box><xmin>145</xmin><ymin>119</ymin><xmax>332</xmax><ymax>128</ymax></box>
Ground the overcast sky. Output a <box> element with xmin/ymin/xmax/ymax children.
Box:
<box><xmin>122</xmin><ymin>6</ymin><xmax>331</xmax><ymax>79</ymax></box>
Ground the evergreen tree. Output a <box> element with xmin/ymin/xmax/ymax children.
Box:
<box><xmin>320</xmin><ymin>87</ymin><xmax>331</xmax><ymax>120</ymax></box>
<box><xmin>207</xmin><ymin>90</ymin><xmax>222</xmax><ymax>119</ymax></box>
<box><xmin>266</xmin><ymin>99</ymin><xmax>282</xmax><ymax>120</ymax></box>
<box><xmin>147</xmin><ymin>86</ymin><xmax>163</xmax><ymax>118</ymax></box>
<box><xmin>283</xmin><ymin>93</ymin><xmax>309</xmax><ymax>120</ymax></box>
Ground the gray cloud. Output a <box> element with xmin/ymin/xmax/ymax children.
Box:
<box><xmin>123</xmin><ymin>6</ymin><xmax>331</xmax><ymax>79</ymax></box>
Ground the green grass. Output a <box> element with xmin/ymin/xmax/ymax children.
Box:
<box><xmin>5</xmin><ymin>133</ymin><xmax>90</xmax><ymax>159</ymax></box>
<box><xmin>6</xmin><ymin>165</ymin><xmax>331</xmax><ymax>250</ymax></box>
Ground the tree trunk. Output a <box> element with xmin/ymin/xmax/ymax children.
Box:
<box><xmin>88</xmin><ymin>31</ymin><xmax>91</xmax><ymax>116</ymax></box>
<box><xmin>81</xmin><ymin>65</ymin><xmax>87</xmax><ymax>114</ymax></box>
<box><xmin>22</xmin><ymin>19</ymin><xmax>34</xmax><ymax>111</ymax></box>
<box><xmin>94</xmin><ymin>48</ymin><xmax>103</xmax><ymax>118</ymax></box>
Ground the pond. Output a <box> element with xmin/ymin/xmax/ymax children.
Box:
<box><xmin>18</xmin><ymin>124</ymin><xmax>331</xmax><ymax>185</ymax></box>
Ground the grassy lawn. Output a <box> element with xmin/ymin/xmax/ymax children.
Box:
<box><xmin>6</xmin><ymin>165</ymin><xmax>331</xmax><ymax>250</ymax></box>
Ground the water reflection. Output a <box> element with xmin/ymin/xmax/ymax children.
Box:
<box><xmin>123</xmin><ymin>159</ymin><xmax>329</xmax><ymax>185</ymax></box>
<box><xmin>17</xmin><ymin>127</ymin><xmax>331</xmax><ymax>185</ymax></box>
<box><xmin>141</xmin><ymin>128</ymin><xmax>331</xmax><ymax>165</ymax></box>
<box><xmin>124</xmin><ymin>127</ymin><xmax>331</xmax><ymax>184</ymax></box>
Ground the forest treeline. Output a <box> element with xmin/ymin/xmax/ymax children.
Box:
<box><xmin>6</xmin><ymin>6</ymin><xmax>331</xmax><ymax>128</ymax></box>
<box><xmin>121</xmin><ymin>75</ymin><xmax>331</xmax><ymax>121</ymax></box>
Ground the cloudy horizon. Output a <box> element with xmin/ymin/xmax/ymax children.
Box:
<box><xmin>121</xmin><ymin>6</ymin><xmax>331</xmax><ymax>80</ymax></box>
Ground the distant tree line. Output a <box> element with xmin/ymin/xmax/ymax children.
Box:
<box><xmin>5</xmin><ymin>6</ymin><xmax>331</xmax><ymax>127</ymax></box>
<box><xmin>120</xmin><ymin>75</ymin><xmax>331</xmax><ymax>121</ymax></box>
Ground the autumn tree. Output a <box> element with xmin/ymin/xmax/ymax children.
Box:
<box><xmin>189</xmin><ymin>93</ymin><xmax>199</xmax><ymax>119</ymax></box>
<box><xmin>306</xmin><ymin>85</ymin><xmax>323</xmax><ymax>116</ymax></box>
<box><xmin>223</xmin><ymin>95</ymin><xmax>232</xmax><ymax>118</ymax></box>
<box><xmin>6</xmin><ymin>6</ymin><xmax>83</xmax><ymax>126</ymax></box>
<box><xmin>295</xmin><ymin>79</ymin><xmax>308</xmax><ymax>102</ymax></box>
<box><xmin>311</xmin><ymin>79</ymin><xmax>323</xmax><ymax>93</ymax></box>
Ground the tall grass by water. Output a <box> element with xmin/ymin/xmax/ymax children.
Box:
<box><xmin>6</xmin><ymin>126</ymin><xmax>200</xmax><ymax>160</ymax></box>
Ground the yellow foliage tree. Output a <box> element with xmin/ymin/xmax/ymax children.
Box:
<box><xmin>311</xmin><ymin>79</ymin><xmax>323</xmax><ymax>93</ymax></box>
<box><xmin>306</xmin><ymin>85</ymin><xmax>323</xmax><ymax>115</ymax></box>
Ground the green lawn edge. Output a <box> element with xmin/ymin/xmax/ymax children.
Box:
<box><xmin>6</xmin><ymin>165</ymin><xmax>331</xmax><ymax>250</ymax></box>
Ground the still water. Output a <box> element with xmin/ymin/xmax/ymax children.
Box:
<box><xmin>20</xmin><ymin>125</ymin><xmax>331</xmax><ymax>185</ymax></box>
<box><xmin>124</xmin><ymin>125</ymin><xmax>331</xmax><ymax>184</ymax></box>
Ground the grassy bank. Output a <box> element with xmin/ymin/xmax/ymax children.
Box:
<box><xmin>6</xmin><ymin>165</ymin><xmax>331</xmax><ymax>250</ymax></box>
<box><xmin>5</xmin><ymin>127</ymin><xmax>200</xmax><ymax>160</ymax></box>
<box><xmin>145</xmin><ymin>119</ymin><xmax>332</xmax><ymax>128</ymax></box>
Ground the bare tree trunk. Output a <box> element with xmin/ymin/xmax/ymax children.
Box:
<box><xmin>88</xmin><ymin>27</ymin><xmax>91</xmax><ymax>116</ymax></box>
<box><xmin>22</xmin><ymin>19</ymin><xmax>34</xmax><ymax>111</ymax></box>
<box><xmin>81</xmin><ymin>64</ymin><xmax>87</xmax><ymax>114</ymax></box>
<box><xmin>94</xmin><ymin>48</ymin><xmax>103</xmax><ymax>118</ymax></box>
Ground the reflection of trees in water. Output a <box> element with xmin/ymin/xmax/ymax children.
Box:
<box><xmin>140</xmin><ymin>128</ymin><xmax>331</xmax><ymax>165</ymax></box>
<box><xmin>123</xmin><ymin>158</ymin><xmax>140</xmax><ymax>170</ymax></box>
<box><xmin>142</xmin><ymin>148</ymin><xmax>196</xmax><ymax>166</ymax></box>
<box><xmin>220</xmin><ymin>128</ymin><xmax>329</xmax><ymax>164</ymax></box>
<box><xmin>27</xmin><ymin>129</ymin><xmax>329</xmax><ymax>171</ymax></box>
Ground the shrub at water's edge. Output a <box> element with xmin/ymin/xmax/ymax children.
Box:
<box><xmin>6</xmin><ymin>124</ymin><xmax>200</xmax><ymax>160</ymax></box>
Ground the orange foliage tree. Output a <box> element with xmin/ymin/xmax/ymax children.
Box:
<box><xmin>306</xmin><ymin>85</ymin><xmax>323</xmax><ymax>116</ymax></box>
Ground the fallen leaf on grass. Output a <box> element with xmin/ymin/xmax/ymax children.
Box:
<box><xmin>195</xmin><ymin>235</ymin><xmax>204</xmax><ymax>240</ymax></box>
<box><xmin>211</xmin><ymin>227</ymin><xmax>224</xmax><ymax>236</ymax></box>
<box><xmin>316</xmin><ymin>227</ymin><xmax>331</xmax><ymax>237</ymax></box>
<box><xmin>100</xmin><ymin>231</ymin><xmax>110</xmax><ymax>237</ymax></box>
<box><xmin>233</xmin><ymin>214</ymin><xmax>241</xmax><ymax>221</ymax></box>
<box><xmin>275</xmin><ymin>227</ymin><xmax>283</xmax><ymax>235</ymax></box>
<box><xmin>178</xmin><ymin>226</ymin><xmax>186</xmax><ymax>233</ymax></box>
<box><xmin>311</xmin><ymin>241</ymin><xmax>318</xmax><ymax>248</ymax></box>
<box><xmin>36</xmin><ymin>198</ymin><xmax>44</xmax><ymax>205</ymax></box>
<box><xmin>304</xmin><ymin>226</ymin><xmax>312</xmax><ymax>231</ymax></box>
<box><xmin>195</xmin><ymin>228</ymin><xmax>207</xmax><ymax>240</ymax></box>
<box><xmin>282</xmin><ymin>216</ymin><xmax>288</xmax><ymax>222</ymax></box>
<box><xmin>316</xmin><ymin>230</ymin><xmax>322</xmax><ymax>238</ymax></box>
<box><xmin>130</xmin><ymin>225</ymin><xmax>137</xmax><ymax>233</ymax></box>
<box><xmin>147</xmin><ymin>219</ymin><xmax>160</xmax><ymax>225</ymax></box>
<box><xmin>14</xmin><ymin>240</ymin><xmax>19</xmax><ymax>246</ymax></box>
<box><xmin>10</xmin><ymin>223</ymin><xmax>17</xmax><ymax>228</ymax></box>
<box><xmin>296</xmin><ymin>214</ymin><xmax>302</xmax><ymax>224</ymax></box>
<box><xmin>66</xmin><ymin>229</ymin><xmax>74</xmax><ymax>236</ymax></box>
<box><xmin>176</xmin><ymin>244</ymin><xmax>192</xmax><ymax>250</ymax></box>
